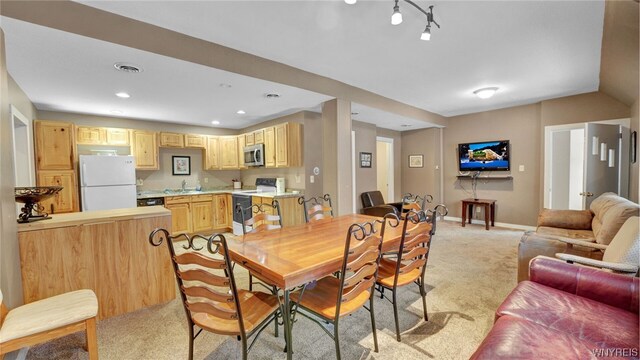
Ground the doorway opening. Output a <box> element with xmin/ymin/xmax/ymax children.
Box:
<box><xmin>376</xmin><ymin>137</ymin><xmax>394</xmax><ymax>202</ymax></box>
<box><xmin>11</xmin><ymin>105</ymin><xmax>34</xmax><ymax>187</ymax></box>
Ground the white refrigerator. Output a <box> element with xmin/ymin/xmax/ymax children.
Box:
<box><xmin>80</xmin><ymin>155</ymin><xmax>137</xmax><ymax>211</ymax></box>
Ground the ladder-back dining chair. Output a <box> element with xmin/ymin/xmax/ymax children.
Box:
<box><xmin>298</xmin><ymin>194</ymin><xmax>334</xmax><ymax>223</ymax></box>
<box><xmin>375</xmin><ymin>209</ymin><xmax>432</xmax><ymax>342</ymax></box>
<box><xmin>149</xmin><ymin>230</ymin><xmax>279</xmax><ymax>360</ymax></box>
<box><xmin>289</xmin><ymin>213</ymin><xmax>399</xmax><ymax>359</ymax></box>
<box><xmin>0</xmin><ymin>289</ymin><xmax>98</xmax><ymax>360</ymax></box>
<box><xmin>401</xmin><ymin>193</ymin><xmax>433</xmax><ymax>213</ymax></box>
<box><xmin>237</xmin><ymin>200</ymin><xmax>282</xmax><ymax>292</ymax></box>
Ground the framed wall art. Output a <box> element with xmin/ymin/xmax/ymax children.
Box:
<box><xmin>172</xmin><ymin>156</ymin><xmax>191</xmax><ymax>175</ymax></box>
<box><xmin>360</xmin><ymin>152</ymin><xmax>372</xmax><ymax>168</ymax></box>
<box><xmin>409</xmin><ymin>154</ymin><xmax>423</xmax><ymax>168</ymax></box>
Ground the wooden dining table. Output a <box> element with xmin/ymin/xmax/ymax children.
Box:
<box><xmin>226</xmin><ymin>213</ymin><xmax>430</xmax><ymax>359</ymax></box>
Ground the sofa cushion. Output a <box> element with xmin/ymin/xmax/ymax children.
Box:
<box><xmin>470</xmin><ymin>316</ymin><xmax>601</xmax><ymax>360</ymax></box>
<box><xmin>602</xmin><ymin>216</ymin><xmax>640</xmax><ymax>265</ymax></box>
<box><xmin>496</xmin><ymin>281</ymin><xmax>639</xmax><ymax>350</ymax></box>
<box><xmin>537</xmin><ymin>208</ymin><xmax>593</xmax><ymax>230</ymax></box>
<box><xmin>536</xmin><ymin>226</ymin><xmax>596</xmax><ymax>242</ymax></box>
<box><xmin>591</xmin><ymin>193</ymin><xmax>640</xmax><ymax>245</ymax></box>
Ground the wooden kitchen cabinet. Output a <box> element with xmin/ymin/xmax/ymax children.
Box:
<box><xmin>159</xmin><ymin>132</ymin><xmax>185</xmax><ymax>148</ymax></box>
<box><xmin>220</xmin><ymin>136</ymin><xmax>239</xmax><ymax>169</ymax></box>
<box><xmin>130</xmin><ymin>130</ymin><xmax>159</xmax><ymax>170</ymax></box>
<box><xmin>264</xmin><ymin>127</ymin><xmax>276</xmax><ymax>168</ymax></box>
<box><xmin>278</xmin><ymin>197</ymin><xmax>305</xmax><ymax>227</ymax></box>
<box><xmin>105</xmin><ymin>128</ymin><xmax>130</xmax><ymax>145</ymax></box>
<box><xmin>191</xmin><ymin>200</ymin><xmax>214</xmax><ymax>233</ymax></box>
<box><xmin>237</xmin><ymin>134</ymin><xmax>246</xmax><ymax>169</ymax></box>
<box><xmin>254</xmin><ymin>129</ymin><xmax>264</xmax><ymax>144</ymax></box>
<box><xmin>165</xmin><ymin>202</ymin><xmax>191</xmax><ymax>235</ymax></box>
<box><xmin>204</xmin><ymin>136</ymin><xmax>220</xmax><ymax>170</ymax></box>
<box><xmin>35</xmin><ymin>120</ymin><xmax>75</xmax><ymax>170</ymax></box>
<box><xmin>275</xmin><ymin>122</ymin><xmax>302</xmax><ymax>168</ymax></box>
<box><xmin>245</xmin><ymin>132</ymin><xmax>255</xmax><ymax>146</ymax></box>
<box><xmin>37</xmin><ymin>170</ymin><xmax>78</xmax><ymax>214</ymax></box>
<box><xmin>76</xmin><ymin>126</ymin><xmax>105</xmax><ymax>145</ymax></box>
<box><xmin>185</xmin><ymin>134</ymin><xmax>206</xmax><ymax>148</ymax></box>
<box><xmin>214</xmin><ymin>195</ymin><xmax>230</xmax><ymax>228</ymax></box>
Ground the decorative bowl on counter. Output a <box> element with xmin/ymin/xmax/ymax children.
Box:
<box><xmin>15</xmin><ymin>186</ymin><xmax>63</xmax><ymax>223</ymax></box>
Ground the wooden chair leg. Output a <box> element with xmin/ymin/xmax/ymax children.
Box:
<box><xmin>85</xmin><ymin>317</ymin><xmax>98</xmax><ymax>360</ymax></box>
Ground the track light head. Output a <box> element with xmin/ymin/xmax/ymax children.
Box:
<box><xmin>420</xmin><ymin>25</ymin><xmax>431</xmax><ymax>41</ymax></box>
<box><xmin>391</xmin><ymin>1</ymin><xmax>403</xmax><ymax>25</ymax></box>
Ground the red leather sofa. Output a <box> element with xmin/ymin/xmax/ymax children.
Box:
<box><xmin>471</xmin><ymin>257</ymin><xmax>639</xmax><ymax>359</ymax></box>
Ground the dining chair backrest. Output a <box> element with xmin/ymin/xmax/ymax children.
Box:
<box><xmin>401</xmin><ymin>193</ymin><xmax>433</xmax><ymax>213</ymax></box>
<box><xmin>238</xmin><ymin>200</ymin><xmax>282</xmax><ymax>234</ymax></box>
<box><xmin>149</xmin><ymin>230</ymin><xmax>246</xmax><ymax>336</ymax></box>
<box><xmin>0</xmin><ymin>290</ymin><xmax>6</xmax><ymax>326</ymax></box>
<box><xmin>298</xmin><ymin>194</ymin><xmax>334</xmax><ymax>223</ymax></box>
<box><xmin>335</xmin><ymin>213</ymin><xmax>398</xmax><ymax>314</ymax></box>
<box><xmin>426</xmin><ymin>204</ymin><xmax>448</xmax><ymax>236</ymax></box>
<box><xmin>392</xmin><ymin>209</ymin><xmax>432</xmax><ymax>288</ymax></box>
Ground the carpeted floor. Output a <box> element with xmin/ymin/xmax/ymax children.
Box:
<box><xmin>25</xmin><ymin>220</ymin><xmax>523</xmax><ymax>360</ymax></box>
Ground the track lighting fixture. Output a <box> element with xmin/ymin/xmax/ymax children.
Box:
<box><xmin>377</xmin><ymin>1</ymin><xmax>441</xmax><ymax>40</ymax></box>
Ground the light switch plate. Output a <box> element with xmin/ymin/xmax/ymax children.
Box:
<box><xmin>518</xmin><ymin>165</ymin><xmax>525</xmax><ymax>172</ymax></box>
<box><xmin>310</xmin><ymin>175</ymin><xmax>315</xmax><ymax>183</ymax></box>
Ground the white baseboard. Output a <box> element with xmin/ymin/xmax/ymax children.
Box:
<box><xmin>443</xmin><ymin>216</ymin><xmax>536</xmax><ymax>231</ymax></box>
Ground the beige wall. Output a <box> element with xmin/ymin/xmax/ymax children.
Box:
<box><xmin>540</xmin><ymin>92</ymin><xmax>630</xmax><ymax>126</ymax></box>
<box><xmin>401</xmin><ymin>128</ymin><xmax>443</xmax><ymax>204</ymax></box>
<box><xmin>353</xmin><ymin>121</ymin><xmax>378</xmax><ymax>213</ymax></box>
<box><xmin>303</xmin><ymin>111</ymin><xmax>323</xmax><ymax>197</ymax></box>
<box><xmin>8</xmin><ymin>75</ymin><xmax>36</xmax><ymax>121</ymax></box>
<box><xmin>630</xmin><ymin>98</ymin><xmax>639</xmax><ymax>203</ymax></box>
<box><xmin>443</xmin><ymin>104</ymin><xmax>540</xmax><ymax>226</ymax></box>
<box><xmin>0</xmin><ymin>29</ymin><xmax>23</xmax><ymax>308</ymax></box>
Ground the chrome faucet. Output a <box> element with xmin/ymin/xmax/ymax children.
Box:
<box><xmin>181</xmin><ymin>179</ymin><xmax>187</xmax><ymax>192</ymax></box>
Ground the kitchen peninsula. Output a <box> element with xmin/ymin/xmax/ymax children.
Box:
<box><xmin>17</xmin><ymin>206</ymin><xmax>175</xmax><ymax>320</ymax></box>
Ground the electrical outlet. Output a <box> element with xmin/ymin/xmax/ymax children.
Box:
<box><xmin>310</xmin><ymin>175</ymin><xmax>315</xmax><ymax>184</ymax></box>
<box><xmin>519</xmin><ymin>165</ymin><xmax>525</xmax><ymax>172</ymax></box>
<box><xmin>204</xmin><ymin>178</ymin><xmax>208</xmax><ymax>183</ymax></box>
<box><xmin>435</xmin><ymin>165</ymin><xmax>439</xmax><ymax>170</ymax></box>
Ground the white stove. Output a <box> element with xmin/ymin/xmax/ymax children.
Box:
<box><xmin>232</xmin><ymin>178</ymin><xmax>277</xmax><ymax>236</ymax></box>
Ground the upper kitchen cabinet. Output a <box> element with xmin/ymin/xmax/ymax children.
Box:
<box><xmin>204</xmin><ymin>136</ymin><xmax>220</xmax><ymax>170</ymax></box>
<box><xmin>220</xmin><ymin>136</ymin><xmax>239</xmax><ymax>169</ymax></box>
<box><xmin>254</xmin><ymin>129</ymin><xmax>265</xmax><ymax>144</ymax></box>
<box><xmin>184</xmin><ymin>134</ymin><xmax>206</xmax><ymax>148</ymax></box>
<box><xmin>77</xmin><ymin>126</ymin><xmax>130</xmax><ymax>146</ymax></box>
<box><xmin>37</xmin><ymin>170</ymin><xmax>78</xmax><ymax>213</ymax></box>
<box><xmin>275</xmin><ymin>123</ymin><xmax>302</xmax><ymax>168</ymax></box>
<box><xmin>105</xmin><ymin>128</ymin><xmax>130</xmax><ymax>146</ymax></box>
<box><xmin>130</xmin><ymin>130</ymin><xmax>159</xmax><ymax>170</ymax></box>
<box><xmin>237</xmin><ymin>134</ymin><xmax>247</xmax><ymax>169</ymax></box>
<box><xmin>76</xmin><ymin>126</ymin><xmax>105</xmax><ymax>145</ymax></box>
<box><xmin>245</xmin><ymin>132</ymin><xmax>255</xmax><ymax>146</ymax></box>
<box><xmin>35</xmin><ymin>120</ymin><xmax>75</xmax><ymax>170</ymax></box>
<box><xmin>264</xmin><ymin>127</ymin><xmax>276</xmax><ymax>168</ymax></box>
<box><xmin>159</xmin><ymin>132</ymin><xmax>184</xmax><ymax>148</ymax></box>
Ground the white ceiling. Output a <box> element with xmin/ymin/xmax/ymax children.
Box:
<box><xmin>79</xmin><ymin>0</ymin><xmax>605</xmax><ymax>117</ymax></box>
<box><xmin>1</xmin><ymin>1</ymin><xmax>606</xmax><ymax>131</ymax></box>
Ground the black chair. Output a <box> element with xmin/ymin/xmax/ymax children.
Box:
<box><xmin>361</xmin><ymin>191</ymin><xmax>402</xmax><ymax>217</ymax></box>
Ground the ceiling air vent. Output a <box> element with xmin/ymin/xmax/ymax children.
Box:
<box><xmin>265</xmin><ymin>93</ymin><xmax>280</xmax><ymax>99</ymax></box>
<box><xmin>114</xmin><ymin>63</ymin><xmax>143</xmax><ymax>73</ymax></box>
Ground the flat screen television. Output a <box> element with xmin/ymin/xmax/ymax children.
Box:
<box><xmin>458</xmin><ymin>140</ymin><xmax>510</xmax><ymax>171</ymax></box>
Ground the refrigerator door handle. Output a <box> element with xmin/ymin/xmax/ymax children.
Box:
<box><xmin>82</xmin><ymin>162</ymin><xmax>87</xmax><ymax>186</ymax></box>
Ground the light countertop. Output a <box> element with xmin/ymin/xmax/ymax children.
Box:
<box><xmin>137</xmin><ymin>189</ymin><xmax>302</xmax><ymax>200</ymax></box>
<box><xmin>17</xmin><ymin>206</ymin><xmax>170</xmax><ymax>232</ymax></box>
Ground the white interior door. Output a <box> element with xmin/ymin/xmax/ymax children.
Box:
<box><xmin>583</xmin><ymin>123</ymin><xmax>620</xmax><ymax>208</ymax></box>
<box><xmin>376</xmin><ymin>137</ymin><xmax>394</xmax><ymax>202</ymax></box>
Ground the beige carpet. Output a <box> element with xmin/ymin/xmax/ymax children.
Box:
<box><xmin>24</xmin><ymin>220</ymin><xmax>523</xmax><ymax>360</ymax></box>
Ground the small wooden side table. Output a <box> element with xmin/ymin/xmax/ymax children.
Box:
<box><xmin>461</xmin><ymin>198</ymin><xmax>496</xmax><ymax>230</ymax></box>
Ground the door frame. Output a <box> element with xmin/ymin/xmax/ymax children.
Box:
<box><xmin>10</xmin><ymin>104</ymin><xmax>35</xmax><ymax>186</ymax></box>
<box><xmin>543</xmin><ymin>123</ymin><xmax>583</xmax><ymax>208</ymax></box>
<box><xmin>376</xmin><ymin>136</ymin><xmax>394</xmax><ymax>202</ymax></box>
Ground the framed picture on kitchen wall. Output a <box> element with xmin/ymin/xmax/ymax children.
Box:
<box><xmin>408</xmin><ymin>154</ymin><xmax>423</xmax><ymax>168</ymax></box>
<box><xmin>360</xmin><ymin>152</ymin><xmax>372</xmax><ymax>168</ymax></box>
<box><xmin>172</xmin><ymin>156</ymin><xmax>191</xmax><ymax>175</ymax></box>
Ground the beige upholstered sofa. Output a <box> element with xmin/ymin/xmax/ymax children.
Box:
<box><xmin>517</xmin><ymin>192</ymin><xmax>640</xmax><ymax>281</ymax></box>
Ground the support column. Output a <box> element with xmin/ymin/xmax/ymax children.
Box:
<box><xmin>322</xmin><ymin>99</ymin><xmax>353</xmax><ymax>215</ymax></box>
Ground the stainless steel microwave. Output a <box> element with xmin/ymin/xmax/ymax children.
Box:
<box><xmin>243</xmin><ymin>144</ymin><xmax>265</xmax><ymax>167</ymax></box>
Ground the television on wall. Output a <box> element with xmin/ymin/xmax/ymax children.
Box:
<box><xmin>458</xmin><ymin>140</ymin><xmax>510</xmax><ymax>171</ymax></box>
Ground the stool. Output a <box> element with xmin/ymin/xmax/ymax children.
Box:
<box><xmin>461</xmin><ymin>198</ymin><xmax>496</xmax><ymax>230</ymax></box>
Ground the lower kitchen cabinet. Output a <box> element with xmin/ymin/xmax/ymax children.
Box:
<box><xmin>214</xmin><ymin>195</ymin><xmax>230</xmax><ymax>228</ymax></box>
<box><xmin>165</xmin><ymin>203</ymin><xmax>191</xmax><ymax>235</ymax></box>
<box><xmin>192</xmin><ymin>196</ymin><xmax>214</xmax><ymax>233</ymax></box>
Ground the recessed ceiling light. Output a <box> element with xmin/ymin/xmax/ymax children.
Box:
<box><xmin>219</xmin><ymin>83</ymin><xmax>232</xmax><ymax>88</ymax></box>
<box><xmin>115</xmin><ymin>92</ymin><xmax>130</xmax><ymax>98</ymax></box>
<box><xmin>401</xmin><ymin>124</ymin><xmax>412</xmax><ymax>127</ymax></box>
<box><xmin>265</xmin><ymin>93</ymin><xmax>280</xmax><ymax>99</ymax></box>
<box><xmin>237</xmin><ymin>110</ymin><xmax>246</xmax><ymax>115</ymax></box>
<box><xmin>473</xmin><ymin>87</ymin><xmax>499</xmax><ymax>99</ymax></box>
<box><xmin>211</xmin><ymin>120</ymin><xmax>220</xmax><ymax>125</ymax></box>
<box><xmin>114</xmin><ymin>62</ymin><xmax>143</xmax><ymax>73</ymax></box>
<box><xmin>110</xmin><ymin>110</ymin><xmax>124</xmax><ymax>115</ymax></box>
<box><xmin>345</xmin><ymin>0</ymin><xmax>357</xmax><ymax>4</ymax></box>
